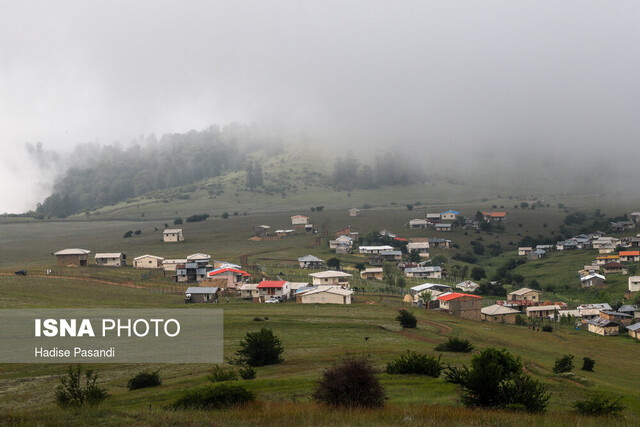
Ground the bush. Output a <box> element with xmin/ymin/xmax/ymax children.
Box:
<box><xmin>173</xmin><ymin>217</ymin><xmax>183</xmax><ymax>225</ymax></box>
<box><xmin>127</xmin><ymin>370</ymin><xmax>161</xmax><ymax>391</ymax></box>
<box><xmin>171</xmin><ymin>383</ymin><xmax>254</xmax><ymax>410</ymax></box>
<box><xmin>55</xmin><ymin>365</ymin><xmax>109</xmax><ymax>408</ymax></box>
<box><xmin>573</xmin><ymin>392</ymin><xmax>625</xmax><ymax>417</ymax></box>
<box><xmin>385</xmin><ymin>351</ymin><xmax>443</xmax><ymax>377</ymax></box>
<box><xmin>396</xmin><ymin>310</ymin><xmax>417</xmax><ymax>329</ymax></box>
<box><xmin>541</xmin><ymin>325</ymin><xmax>553</xmax><ymax>332</ymax></box>
<box><xmin>445</xmin><ymin>347</ymin><xmax>549</xmax><ymax>412</ymax></box>
<box><xmin>434</xmin><ymin>336</ymin><xmax>474</xmax><ymax>353</ymax></box>
<box><xmin>235</xmin><ymin>328</ymin><xmax>284</xmax><ymax>367</ymax></box>
<box><xmin>238</xmin><ymin>365</ymin><xmax>256</xmax><ymax>380</ymax></box>
<box><xmin>123</xmin><ymin>230</ymin><xmax>133</xmax><ymax>238</ymax></box>
<box><xmin>313</xmin><ymin>356</ymin><xmax>386</xmax><ymax>408</ymax></box>
<box><xmin>553</xmin><ymin>354</ymin><xmax>574</xmax><ymax>374</ymax></box>
<box><xmin>207</xmin><ymin>365</ymin><xmax>238</xmax><ymax>382</ymax></box>
<box><xmin>581</xmin><ymin>357</ymin><xmax>595</xmax><ymax>372</ymax></box>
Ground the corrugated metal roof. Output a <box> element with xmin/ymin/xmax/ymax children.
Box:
<box><xmin>54</xmin><ymin>248</ymin><xmax>90</xmax><ymax>255</ymax></box>
<box><xmin>185</xmin><ymin>287</ymin><xmax>219</xmax><ymax>294</ymax></box>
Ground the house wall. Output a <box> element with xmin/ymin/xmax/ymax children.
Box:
<box><xmin>629</xmin><ymin>276</ymin><xmax>640</xmax><ymax>292</ymax></box>
<box><xmin>291</xmin><ymin>217</ymin><xmax>309</xmax><ymax>225</ymax></box>
<box><xmin>587</xmin><ymin>323</ymin><xmax>618</xmax><ymax>336</ymax></box>
<box><xmin>361</xmin><ymin>272</ymin><xmax>383</xmax><ymax>280</ymax></box>
<box><xmin>56</xmin><ymin>254</ymin><xmax>88</xmax><ymax>267</ymax></box>
<box><xmin>300</xmin><ymin>292</ymin><xmax>350</xmax><ymax>304</ymax></box>
<box><xmin>133</xmin><ymin>256</ymin><xmax>162</xmax><ymax>269</ymax></box>
<box><xmin>187</xmin><ymin>293</ymin><xmax>216</xmax><ymax>303</ymax></box>
<box><xmin>164</xmin><ymin>232</ymin><xmax>183</xmax><ymax>242</ymax></box>
<box><xmin>441</xmin><ymin>213</ymin><xmax>456</xmax><ymax>220</ymax></box>
<box><xmin>96</xmin><ymin>257</ymin><xmax>124</xmax><ymax>267</ymax></box>
<box><xmin>482</xmin><ymin>313</ymin><xmax>517</xmax><ymax>324</ymax></box>
<box><xmin>445</xmin><ymin>297</ymin><xmax>482</xmax><ymax>320</ymax></box>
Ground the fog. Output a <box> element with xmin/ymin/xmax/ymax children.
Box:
<box><xmin>2</xmin><ymin>1</ymin><xmax>640</xmax><ymax>213</ymax></box>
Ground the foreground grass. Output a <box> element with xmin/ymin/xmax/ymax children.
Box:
<box><xmin>1</xmin><ymin>401</ymin><xmax>632</xmax><ymax>426</ymax></box>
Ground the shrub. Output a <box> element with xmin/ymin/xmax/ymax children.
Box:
<box><xmin>385</xmin><ymin>351</ymin><xmax>443</xmax><ymax>377</ymax></box>
<box><xmin>541</xmin><ymin>325</ymin><xmax>553</xmax><ymax>332</ymax></box>
<box><xmin>313</xmin><ymin>356</ymin><xmax>386</xmax><ymax>408</ymax></box>
<box><xmin>515</xmin><ymin>315</ymin><xmax>527</xmax><ymax>326</ymax></box>
<box><xmin>396</xmin><ymin>309</ymin><xmax>417</xmax><ymax>329</ymax></box>
<box><xmin>434</xmin><ymin>336</ymin><xmax>474</xmax><ymax>353</ymax></box>
<box><xmin>127</xmin><ymin>370</ymin><xmax>161</xmax><ymax>391</ymax></box>
<box><xmin>235</xmin><ymin>328</ymin><xmax>284</xmax><ymax>367</ymax></box>
<box><xmin>445</xmin><ymin>347</ymin><xmax>549</xmax><ymax>412</ymax></box>
<box><xmin>581</xmin><ymin>357</ymin><xmax>595</xmax><ymax>372</ymax></box>
<box><xmin>123</xmin><ymin>230</ymin><xmax>133</xmax><ymax>238</ymax></box>
<box><xmin>173</xmin><ymin>217</ymin><xmax>183</xmax><ymax>225</ymax></box>
<box><xmin>55</xmin><ymin>365</ymin><xmax>109</xmax><ymax>408</ymax></box>
<box><xmin>208</xmin><ymin>365</ymin><xmax>238</xmax><ymax>382</ymax></box>
<box><xmin>238</xmin><ymin>365</ymin><xmax>257</xmax><ymax>380</ymax></box>
<box><xmin>171</xmin><ymin>383</ymin><xmax>254</xmax><ymax>410</ymax></box>
<box><xmin>553</xmin><ymin>354</ymin><xmax>574</xmax><ymax>374</ymax></box>
<box><xmin>573</xmin><ymin>392</ymin><xmax>625</xmax><ymax>417</ymax></box>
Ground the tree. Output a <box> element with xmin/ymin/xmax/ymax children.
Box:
<box><xmin>327</xmin><ymin>257</ymin><xmax>341</xmax><ymax>269</ymax></box>
<box><xmin>408</xmin><ymin>249</ymin><xmax>421</xmax><ymax>263</ymax></box>
<box><xmin>354</xmin><ymin>263</ymin><xmax>366</xmax><ymax>271</ymax></box>
<box><xmin>406</xmin><ymin>204</ymin><xmax>414</xmax><ymax>211</ymax></box>
<box><xmin>55</xmin><ymin>365</ymin><xmax>109</xmax><ymax>408</ymax></box>
<box><xmin>396</xmin><ymin>309</ymin><xmax>417</xmax><ymax>328</ymax></box>
<box><xmin>431</xmin><ymin>255</ymin><xmax>447</xmax><ymax>266</ymax></box>
<box><xmin>445</xmin><ymin>348</ymin><xmax>549</xmax><ymax>412</ymax></box>
<box><xmin>470</xmin><ymin>267</ymin><xmax>486</xmax><ymax>281</ymax></box>
<box><xmin>553</xmin><ymin>354</ymin><xmax>574</xmax><ymax>374</ymax></box>
<box><xmin>313</xmin><ymin>356</ymin><xmax>386</xmax><ymax>408</ymax></box>
<box><xmin>234</xmin><ymin>329</ymin><xmax>284</xmax><ymax>367</ymax></box>
<box><xmin>173</xmin><ymin>217</ymin><xmax>183</xmax><ymax>225</ymax></box>
<box><xmin>123</xmin><ymin>230</ymin><xmax>133</xmax><ymax>238</ymax></box>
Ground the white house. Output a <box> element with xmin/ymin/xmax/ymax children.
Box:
<box><xmin>163</xmin><ymin>259</ymin><xmax>187</xmax><ymax>272</ymax></box>
<box><xmin>518</xmin><ymin>247</ymin><xmax>533</xmax><ymax>256</ymax></box>
<box><xmin>409</xmin><ymin>219</ymin><xmax>428</xmax><ymax>229</ymax></box>
<box><xmin>349</xmin><ymin>208</ymin><xmax>360</xmax><ymax>217</ymax></box>
<box><xmin>239</xmin><ymin>283</ymin><xmax>260</xmax><ymax>300</ymax></box>
<box><xmin>163</xmin><ymin>229</ymin><xmax>184</xmax><ymax>242</ymax></box>
<box><xmin>133</xmin><ymin>254</ymin><xmax>164</xmax><ymax>269</ymax></box>
<box><xmin>309</xmin><ymin>270</ymin><xmax>352</xmax><ymax>286</ymax></box>
<box><xmin>291</xmin><ymin>215</ymin><xmax>310</xmax><ymax>225</ymax></box>
<box><xmin>407</xmin><ymin>242</ymin><xmax>430</xmax><ymax>257</ymax></box>
<box><xmin>440</xmin><ymin>210</ymin><xmax>460</xmax><ymax>221</ymax></box>
<box><xmin>257</xmin><ymin>280</ymin><xmax>292</xmax><ymax>300</ymax></box>
<box><xmin>456</xmin><ymin>280</ymin><xmax>480</xmax><ymax>293</ymax></box>
<box><xmin>359</xmin><ymin>245</ymin><xmax>395</xmax><ymax>254</ymax></box>
<box><xmin>410</xmin><ymin>283</ymin><xmax>452</xmax><ymax>296</ymax></box>
<box><xmin>297</xmin><ymin>286</ymin><xmax>353</xmax><ymax>304</ymax></box>
<box><xmin>405</xmin><ymin>266</ymin><xmax>442</xmax><ymax>279</ymax></box>
<box><xmin>95</xmin><ymin>253</ymin><xmax>126</xmax><ymax>267</ymax></box>
<box><xmin>629</xmin><ymin>276</ymin><xmax>640</xmax><ymax>292</ymax></box>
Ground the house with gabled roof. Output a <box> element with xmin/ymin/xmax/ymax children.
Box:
<box><xmin>405</xmin><ymin>266</ymin><xmax>442</xmax><ymax>279</ymax></box>
<box><xmin>481</xmin><ymin>304</ymin><xmax>520</xmax><ymax>324</ymax></box>
<box><xmin>426</xmin><ymin>213</ymin><xmax>441</xmax><ymax>223</ymax></box>
<box><xmin>628</xmin><ymin>323</ymin><xmax>640</xmax><ymax>339</ymax></box>
<box><xmin>507</xmin><ymin>288</ymin><xmax>542</xmax><ymax>303</ymax></box>
<box><xmin>410</xmin><ymin>283</ymin><xmax>452</xmax><ymax>296</ymax></box>
<box><xmin>619</xmin><ymin>251</ymin><xmax>640</xmax><ymax>262</ymax></box>
<box><xmin>429</xmin><ymin>238</ymin><xmax>451</xmax><ymax>249</ymax></box>
<box><xmin>440</xmin><ymin>210</ymin><xmax>460</xmax><ymax>221</ymax></box>
<box><xmin>95</xmin><ymin>253</ymin><xmax>126</xmax><ymax>267</ymax></box>
<box><xmin>360</xmin><ymin>268</ymin><xmax>383</xmax><ymax>280</ymax></box>
<box><xmin>133</xmin><ymin>254</ymin><xmax>164</xmax><ymax>269</ymax></box>
<box><xmin>629</xmin><ymin>276</ymin><xmax>640</xmax><ymax>292</ymax></box>
<box><xmin>239</xmin><ymin>283</ymin><xmax>260</xmax><ymax>300</ymax></box>
<box><xmin>291</xmin><ymin>215</ymin><xmax>309</xmax><ymax>225</ymax></box>
<box><xmin>595</xmin><ymin>254</ymin><xmax>620</xmax><ymax>265</ymax></box>
<box><xmin>298</xmin><ymin>254</ymin><xmax>324</xmax><ymax>269</ymax></box>
<box><xmin>163</xmin><ymin>229</ymin><xmax>184</xmax><ymax>242</ymax></box>
<box><xmin>257</xmin><ymin>280</ymin><xmax>292</xmax><ymax>301</ymax></box>
<box><xmin>359</xmin><ymin>245</ymin><xmax>394</xmax><ymax>254</ymax></box>
<box><xmin>518</xmin><ymin>247</ymin><xmax>533</xmax><ymax>256</ymax></box>
<box><xmin>409</xmin><ymin>219</ymin><xmax>429</xmax><ymax>229</ymax></box>
<box><xmin>482</xmin><ymin>212</ymin><xmax>508</xmax><ymax>222</ymax></box>
<box><xmin>349</xmin><ymin>208</ymin><xmax>360</xmax><ymax>217</ymax></box>
<box><xmin>586</xmin><ymin>317</ymin><xmax>619</xmax><ymax>336</ymax></box>
<box><xmin>54</xmin><ymin>248</ymin><xmax>90</xmax><ymax>267</ymax></box>
<box><xmin>407</xmin><ymin>242</ymin><xmax>429</xmax><ymax>257</ymax></box>
<box><xmin>580</xmin><ymin>273</ymin><xmax>606</xmax><ymax>288</ymax></box>
<box><xmin>207</xmin><ymin>267</ymin><xmax>251</xmax><ymax>289</ymax></box>
<box><xmin>456</xmin><ymin>280</ymin><xmax>480</xmax><ymax>293</ymax></box>
<box><xmin>437</xmin><ymin>293</ymin><xmax>482</xmax><ymax>320</ymax></box>
<box><xmin>185</xmin><ymin>287</ymin><xmax>220</xmax><ymax>304</ymax></box>
<box><xmin>526</xmin><ymin>305</ymin><xmax>563</xmax><ymax>319</ymax></box>
<box><xmin>297</xmin><ymin>286</ymin><xmax>353</xmax><ymax>304</ymax></box>
<box><xmin>602</xmin><ymin>261</ymin><xmax>627</xmax><ymax>275</ymax></box>
<box><xmin>309</xmin><ymin>271</ymin><xmax>352</xmax><ymax>287</ymax></box>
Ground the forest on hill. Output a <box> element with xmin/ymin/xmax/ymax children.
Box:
<box><xmin>34</xmin><ymin>124</ymin><xmax>425</xmax><ymax>218</ymax></box>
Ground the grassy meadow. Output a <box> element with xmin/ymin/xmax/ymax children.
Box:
<box><xmin>1</xmin><ymin>175</ymin><xmax>639</xmax><ymax>425</ymax></box>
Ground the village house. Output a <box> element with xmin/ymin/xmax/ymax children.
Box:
<box><xmin>410</xmin><ymin>283</ymin><xmax>452</xmax><ymax>296</ymax></box>
<box><xmin>629</xmin><ymin>276</ymin><xmax>640</xmax><ymax>292</ymax></box>
<box><xmin>592</xmin><ymin>237</ymin><xmax>620</xmax><ymax>249</ymax></box>
<box><xmin>526</xmin><ymin>305</ymin><xmax>563</xmax><ymax>320</ymax></box>
<box><xmin>602</xmin><ymin>261</ymin><xmax>627</xmax><ymax>275</ymax></box>
<box><xmin>239</xmin><ymin>283</ymin><xmax>260</xmax><ymax>300</ymax></box>
<box><xmin>556</xmin><ymin>240</ymin><xmax>578</xmax><ymax>251</ymax></box>
<box><xmin>580</xmin><ymin>273</ymin><xmax>606</xmax><ymax>288</ymax></box>
<box><xmin>595</xmin><ymin>254</ymin><xmax>620</xmax><ymax>265</ymax></box>
<box><xmin>600</xmin><ymin>310</ymin><xmax>634</xmax><ymax>326</ymax></box>
<box><xmin>628</xmin><ymin>323</ymin><xmax>640</xmax><ymax>340</ymax></box>
<box><xmin>405</xmin><ymin>266</ymin><xmax>442</xmax><ymax>279</ymax></box>
<box><xmin>481</xmin><ymin>304</ymin><xmax>520</xmax><ymax>324</ymax></box>
<box><xmin>507</xmin><ymin>288</ymin><xmax>542</xmax><ymax>303</ymax></box>
<box><xmin>586</xmin><ymin>317</ymin><xmax>619</xmax><ymax>336</ymax></box>
<box><xmin>435</xmin><ymin>223</ymin><xmax>452</xmax><ymax>232</ymax></box>
<box><xmin>297</xmin><ymin>286</ymin><xmax>353</xmax><ymax>304</ymax></box>
<box><xmin>426</xmin><ymin>213</ymin><xmax>442</xmax><ymax>223</ymax></box>
<box><xmin>619</xmin><ymin>250</ymin><xmax>640</xmax><ymax>262</ymax></box>
<box><xmin>598</xmin><ymin>244</ymin><xmax>617</xmax><ymax>254</ymax></box>
<box><xmin>334</xmin><ymin>226</ymin><xmax>358</xmax><ymax>240</ymax></box>
<box><xmin>184</xmin><ymin>287</ymin><xmax>220</xmax><ymax>304</ymax></box>
<box><xmin>291</xmin><ymin>215</ymin><xmax>309</xmax><ymax>226</ymax></box>
<box><xmin>579</xmin><ymin>265</ymin><xmax>600</xmax><ymax>277</ymax></box>
<box><xmin>360</xmin><ymin>268</ymin><xmax>383</xmax><ymax>280</ymax></box>
<box><xmin>298</xmin><ymin>255</ymin><xmax>324</xmax><ymax>269</ymax></box>
<box><xmin>359</xmin><ymin>245</ymin><xmax>395</xmax><ymax>254</ymax></box>
<box><xmin>527</xmin><ymin>249</ymin><xmax>546</xmax><ymax>260</ymax></box>
<box><xmin>163</xmin><ymin>229</ymin><xmax>184</xmax><ymax>242</ymax></box>
<box><xmin>349</xmin><ymin>208</ymin><xmax>360</xmax><ymax>217</ymax></box>
<box><xmin>617</xmin><ymin>305</ymin><xmax>640</xmax><ymax>319</ymax></box>
<box><xmin>536</xmin><ymin>244</ymin><xmax>554</xmax><ymax>252</ymax></box>
<box><xmin>380</xmin><ymin>250</ymin><xmax>402</xmax><ymax>262</ymax></box>
<box><xmin>257</xmin><ymin>280</ymin><xmax>292</xmax><ymax>301</ymax></box>
<box><xmin>253</xmin><ymin>225</ymin><xmax>271</xmax><ymax>237</ymax></box>
<box><xmin>275</xmin><ymin>229</ymin><xmax>295</xmax><ymax>237</ymax></box>
<box><xmin>53</xmin><ymin>248</ymin><xmax>90</xmax><ymax>267</ymax></box>
<box><xmin>440</xmin><ymin>210</ymin><xmax>460</xmax><ymax>221</ymax></box>
<box><xmin>610</xmin><ymin>221</ymin><xmax>635</xmax><ymax>232</ymax></box>
<box><xmin>407</xmin><ymin>242</ymin><xmax>430</xmax><ymax>257</ymax></box>
<box><xmin>631</xmin><ymin>212</ymin><xmax>640</xmax><ymax>223</ymax></box>
<box><xmin>309</xmin><ymin>270</ymin><xmax>352</xmax><ymax>287</ymax></box>
<box><xmin>518</xmin><ymin>247</ymin><xmax>533</xmax><ymax>256</ymax></box>
<box><xmin>456</xmin><ymin>280</ymin><xmax>480</xmax><ymax>293</ymax></box>
<box><xmin>429</xmin><ymin>238</ymin><xmax>451</xmax><ymax>249</ymax></box>
<box><xmin>162</xmin><ymin>258</ymin><xmax>187</xmax><ymax>272</ymax></box>
<box><xmin>133</xmin><ymin>254</ymin><xmax>164</xmax><ymax>269</ymax></box>
<box><xmin>329</xmin><ymin>234</ymin><xmax>354</xmax><ymax>250</ymax></box>
<box><xmin>206</xmin><ymin>267</ymin><xmax>251</xmax><ymax>290</ymax></box>
<box><xmin>576</xmin><ymin>303</ymin><xmax>612</xmax><ymax>321</ymax></box>
<box><xmin>437</xmin><ymin>293</ymin><xmax>482</xmax><ymax>320</ymax></box>
<box><xmin>95</xmin><ymin>253</ymin><xmax>126</xmax><ymax>267</ymax></box>
<box><xmin>174</xmin><ymin>253</ymin><xmax>212</xmax><ymax>283</ymax></box>
<box><xmin>482</xmin><ymin>212</ymin><xmax>508</xmax><ymax>222</ymax></box>
<box><xmin>409</xmin><ymin>218</ymin><xmax>429</xmax><ymax>229</ymax></box>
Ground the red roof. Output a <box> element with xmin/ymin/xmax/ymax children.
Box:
<box><xmin>257</xmin><ymin>281</ymin><xmax>287</xmax><ymax>289</ymax></box>
<box><xmin>438</xmin><ymin>292</ymin><xmax>482</xmax><ymax>302</ymax></box>
<box><xmin>603</xmin><ymin>262</ymin><xmax>625</xmax><ymax>268</ymax></box>
<box><xmin>207</xmin><ymin>268</ymin><xmax>251</xmax><ymax>277</ymax></box>
<box><xmin>619</xmin><ymin>251</ymin><xmax>640</xmax><ymax>257</ymax></box>
<box><xmin>394</xmin><ymin>237</ymin><xmax>408</xmax><ymax>242</ymax></box>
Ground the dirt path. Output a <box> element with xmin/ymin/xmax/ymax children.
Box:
<box><xmin>418</xmin><ymin>319</ymin><xmax>453</xmax><ymax>335</ymax></box>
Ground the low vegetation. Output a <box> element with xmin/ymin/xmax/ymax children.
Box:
<box><xmin>127</xmin><ymin>370</ymin><xmax>161</xmax><ymax>391</ymax></box>
<box><xmin>55</xmin><ymin>365</ymin><xmax>109</xmax><ymax>408</ymax></box>
<box><xmin>553</xmin><ymin>354</ymin><xmax>575</xmax><ymax>374</ymax></box>
<box><xmin>385</xmin><ymin>351</ymin><xmax>444</xmax><ymax>377</ymax></box>
<box><xmin>207</xmin><ymin>365</ymin><xmax>238</xmax><ymax>383</ymax></box>
<box><xmin>573</xmin><ymin>392</ymin><xmax>625</xmax><ymax>417</ymax></box>
<box><xmin>313</xmin><ymin>356</ymin><xmax>386</xmax><ymax>408</ymax></box>
<box><xmin>170</xmin><ymin>384</ymin><xmax>254</xmax><ymax>410</ymax></box>
<box><xmin>434</xmin><ymin>336</ymin><xmax>474</xmax><ymax>353</ymax></box>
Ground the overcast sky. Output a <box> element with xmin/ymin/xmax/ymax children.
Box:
<box><xmin>1</xmin><ymin>1</ymin><xmax>639</xmax><ymax>213</ymax></box>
